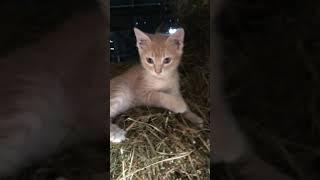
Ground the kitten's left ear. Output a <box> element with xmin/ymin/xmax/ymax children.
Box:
<box><xmin>167</xmin><ymin>28</ymin><xmax>185</xmax><ymax>50</ymax></box>
<box><xmin>134</xmin><ymin>27</ymin><xmax>151</xmax><ymax>50</ymax></box>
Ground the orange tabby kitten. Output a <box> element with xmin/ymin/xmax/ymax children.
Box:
<box><xmin>110</xmin><ymin>28</ymin><xmax>204</xmax><ymax>143</ymax></box>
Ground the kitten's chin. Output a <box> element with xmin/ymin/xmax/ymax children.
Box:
<box><xmin>148</xmin><ymin>71</ymin><xmax>165</xmax><ymax>78</ymax></box>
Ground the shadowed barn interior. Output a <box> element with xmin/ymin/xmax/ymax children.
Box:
<box><xmin>213</xmin><ymin>0</ymin><xmax>320</xmax><ymax>179</ymax></box>
<box><xmin>0</xmin><ymin>0</ymin><xmax>108</xmax><ymax>179</ymax></box>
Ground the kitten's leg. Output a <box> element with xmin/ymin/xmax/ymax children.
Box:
<box><xmin>110</xmin><ymin>103</ymin><xmax>127</xmax><ymax>143</ymax></box>
<box><xmin>182</xmin><ymin>110</ymin><xmax>204</xmax><ymax>127</ymax></box>
<box><xmin>109</xmin><ymin>84</ymin><xmax>132</xmax><ymax>143</ymax></box>
<box><xmin>110</xmin><ymin>81</ymin><xmax>133</xmax><ymax>118</ymax></box>
<box><xmin>143</xmin><ymin>91</ymin><xmax>204</xmax><ymax>127</ymax></box>
<box><xmin>168</xmin><ymin>89</ymin><xmax>204</xmax><ymax>127</ymax></box>
<box><xmin>143</xmin><ymin>91</ymin><xmax>187</xmax><ymax>113</ymax></box>
<box><xmin>110</xmin><ymin>122</ymin><xmax>126</xmax><ymax>143</ymax></box>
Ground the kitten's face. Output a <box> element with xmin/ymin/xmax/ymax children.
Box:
<box><xmin>133</xmin><ymin>28</ymin><xmax>185</xmax><ymax>77</ymax></box>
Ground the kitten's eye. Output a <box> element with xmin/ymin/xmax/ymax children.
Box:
<box><xmin>163</xmin><ymin>57</ymin><xmax>171</xmax><ymax>64</ymax></box>
<box><xmin>146</xmin><ymin>57</ymin><xmax>154</xmax><ymax>64</ymax></box>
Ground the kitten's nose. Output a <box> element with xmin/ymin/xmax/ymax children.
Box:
<box><xmin>155</xmin><ymin>69</ymin><xmax>162</xmax><ymax>74</ymax></box>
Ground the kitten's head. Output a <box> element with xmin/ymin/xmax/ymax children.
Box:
<box><xmin>133</xmin><ymin>27</ymin><xmax>185</xmax><ymax>77</ymax></box>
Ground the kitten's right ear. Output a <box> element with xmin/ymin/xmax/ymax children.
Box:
<box><xmin>167</xmin><ymin>28</ymin><xmax>185</xmax><ymax>51</ymax></box>
<box><xmin>133</xmin><ymin>28</ymin><xmax>151</xmax><ymax>50</ymax></box>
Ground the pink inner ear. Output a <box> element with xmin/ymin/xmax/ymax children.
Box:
<box><xmin>138</xmin><ymin>40</ymin><xmax>149</xmax><ymax>49</ymax></box>
<box><xmin>134</xmin><ymin>28</ymin><xmax>151</xmax><ymax>49</ymax></box>
<box><xmin>167</xmin><ymin>29</ymin><xmax>184</xmax><ymax>50</ymax></box>
<box><xmin>168</xmin><ymin>38</ymin><xmax>183</xmax><ymax>50</ymax></box>
<box><xmin>173</xmin><ymin>40</ymin><xmax>181</xmax><ymax>49</ymax></box>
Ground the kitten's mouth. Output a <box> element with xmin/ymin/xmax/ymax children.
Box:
<box><xmin>153</xmin><ymin>72</ymin><xmax>163</xmax><ymax>77</ymax></box>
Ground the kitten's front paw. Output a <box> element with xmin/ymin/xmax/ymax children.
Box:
<box><xmin>172</xmin><ymin>97</ymin><xmax>188</xmax><ymax>113</ymax></box>
<box><xmin>110</xmin><ymin>124</ymin><xmax>126</xmax><ymax>143</ymax></box>
<box><xmin>183</xmin><ymin>111</ymin><xmax>204</xmax><ymax>128</ymax></box>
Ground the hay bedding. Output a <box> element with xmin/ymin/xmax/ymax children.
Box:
<box><xmin>110</xmin><ymin>56</ymin><xmax>210</xmax><ymax>180</ymax></box>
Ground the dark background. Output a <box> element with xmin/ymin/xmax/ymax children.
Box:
<box><xmin>215</xmin><ymin>0</ymin><xmax>320</xmax><ymax>179</ymax></box>
<box><xmin>0</xmin><ymin>1</ymin><xmax>106</xmax><ymax>179</ymax></box>
<box><xmin>110</xmin><ymin>0</ymin><xmax>164</xmax><ymax>62</ymax></box>
<box><xmin>0</xmin><ymin>0</ymin><xmax>98</xmax><ymax>57</ymax></box>
<box><xmin>110</xmin><ymin>0</ymin><xmax>185</xmax><ymax>63</ymax></box>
